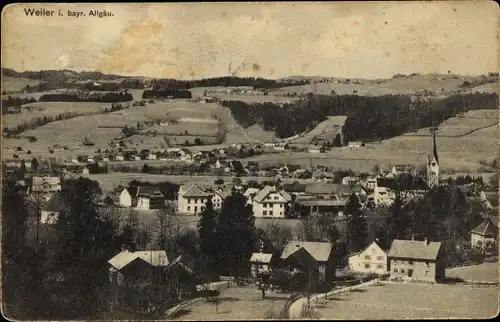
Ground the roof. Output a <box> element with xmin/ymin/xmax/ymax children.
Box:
<box><xmin>471</xmin><ymin>219</ymin><xmax>498</xmax><ymax>236</ymax></box>
<box><xmin>250</xmin><ymin>253</ymin><xmax>273</xmax><ymax>263</ymax></box>
<box><xmin>348</xmin><ymin>241</ymin><xmax>387</xmax><ymax>258</ymax></box>
<box><xmin>166</xmin><ymin>255</ymin><xmax>194</xmax><ymax>274</ymax></box>
<box><xmin>393</xmin><ymin>164</ymin><xmax>413</xmax><ymax>171</ymax></box>
<box><xmin>282</xmin><ymin>183</ymin><xmax>307</xmax><ymax>193</ymax></box>
<box><xmin>180</xmin><ymin>184</ymin><xmax>211</xmax><ymax>197</ymax></box>
<box><xmin>305</xmin><ymin>183</ymin><xmax>363</xmax><ymax>195</ymax></box>
<box><xmin>388</xmin><ymin>239</ymin><xmax>442</xmax><ymax>260</ymax></box>
<box><xmin>484</xmin><ymin>192</ymin><xmax>499</xmax><ymax>207</ymax></box>
<box><xmin>124</xmin><ymin>186</ymin><xmax>139</xmax><ymax>197</ymax></box>
<box><xmin>243</xmin><ymin>187</ymin><xmax>260</xmax><ymax>196</ymax></box>
<box><xmin>137</xmin><ymin>186</ymin><xmax>163</xmax><ymax>197</ymax></box>
<box><xmin>108</xmin><ymin>250</ymin><xmax>169</xmax><ymax>270</ymax></box>
<box><xmin>281</xmin><ymin>241</ymin><xmax>333</xmax><ymax>262</ymax></box>
<box><xmin>296</xmin><ymin>197</ymin><xmax>347</xmax><ymax>207</ymax></box>
<box><xmin>32</xmin><ymin>176</ymin><xmax>61</xmax><ymax>186</ymax></box>
<box><xmin>253</xmin><ymin>185</ymin><xmax>290</xmax><ymax>203</ymax></box>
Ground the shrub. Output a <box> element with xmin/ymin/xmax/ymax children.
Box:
<box><xmin>214</xmin><ymin>178</ymin><xmax>224</xmax><ymax>185</ymax></box>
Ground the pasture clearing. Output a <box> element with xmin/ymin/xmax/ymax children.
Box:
<box><xmin>291</xmin><ymin>116</ymin><xmax>347</xmax><ymax>144</ymax></box>
<box><xmin>445</xmin><ymin>261</ymin><xmax>498</xmax><ymax>283</ymax></box>
<box><xmin>313</xmin><ymin>282</ymin><xmax>499</xmax><ymax>319</ymax></box>
<box><xmin>168</xmin><ymin>285</ymin><xmax>291</xmax><ymax>320</ymax></box>
<box><xmin>2</xmin><ymin>76</ymin><xmax>43</xmax><ymax>92</ymax></box>
<box><xmin>272</xmin><ymin>74</ymin><xmax>480</xmax><ymax>96</ymax></box>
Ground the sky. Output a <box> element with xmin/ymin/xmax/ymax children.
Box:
<box><xmin>2</xmin><ymin>2</ymin><xmax>498</xmax><ymax>80</ymax></box>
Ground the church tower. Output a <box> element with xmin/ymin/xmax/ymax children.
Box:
<box><xmin>427</xmin><ymin>126</ymin><xmax>439</xmax><ymax>188</ymax></box>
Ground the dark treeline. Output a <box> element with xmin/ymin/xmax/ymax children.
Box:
<box><xmin>1</xmin><ymin>96</ymin><xmax>37</xmax><ymax>110</ymax></box>
<box><xmin>142</xmin><ymin>87</ymin><xmax>192</xmax><ymax>99</ymax></box>
<box><xmin>150</xmin><ymin>76</ymin><xmax>311</xmax><ymax>89</ymax></box>
<box><xmin>76</xmin><ymin>82</ymin><xmax>121</xmax><ymax>91</ymax></box>
<box><xmin>39</xmin><ymin>92</ymin><xmax>133</xmax><ymax>103</ymax></box>
<box><xmin>222</xmin><ymin>92</ymin><xmax>498</xmax><ymax>140</ymax></box>
<box><xmin>2</xmin><ymin>68</ymin><xmax>125</xmax><ymax>82</ymax></box>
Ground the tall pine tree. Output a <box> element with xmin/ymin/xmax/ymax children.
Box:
<box><xmin>345</xmin><ymin>192</ymin><xmax>367</xmax><ymax>253</ymax></box>
<box><xmin>197</xmin><ymin>199</ymin><xmax>219</xmax><ymax>278</ymax></box>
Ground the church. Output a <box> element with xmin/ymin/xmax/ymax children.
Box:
<box><xmin>426</xmin><ymin>127</ymin><xmax>439</xmax><ymax>188</ymax></box>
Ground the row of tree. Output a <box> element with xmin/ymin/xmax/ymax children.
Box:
<box><xmin>142</xmin><ymin>87</ymin><xmax>192</xmax><ymax>99</ymax></box>
<box><xmin>222</xmin><ymin>92</ymin><xmax>498</xmax><ymax>140</ymax></box>
<box><xmin>39</xmin><ymin>92</ymin><xmax>133</xmax><ymax>103</ymax></box>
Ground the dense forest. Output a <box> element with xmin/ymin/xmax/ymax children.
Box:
<box><xmin>150</xmin><ymin>76</ymin><xmax>310</xmax><ymax>89</ymax></box>
<box><xmin>1</xmin><ymin>96</ymin><xmax>37</xmax><ymax>109</ymax></box>
<box><xmin>39</xmin><ymin>92</ymin><xmax>133</xmax><ymax>103</ymax></box>
<box><xmin>222</xmin><ymin>92</ymin><xmax>499</xmax><ymax>141</ymax></box>
<box><xmin>142</xmin><ymin>87</ymin><xmax>192</xmax><ymax>99</ymax></box>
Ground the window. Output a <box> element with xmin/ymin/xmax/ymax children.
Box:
<box><xmin>274</xmin><ymin>196</ymin><xmax>278</xmax><ymax>200</ymax></box>
<box><xmin>393</xmin><ymin>268</ymin><xmax>398</xmax><ymax>273</ymax></box>
<box><xmin>194</xmin><ymin>206</ymin><xmax>198</xmax><ymax>213</ymax></box>
<box><xmin>364</xmin><ymin>264</ymin><xmax>370</xmax><ymax>269</ymax></box>
<box><xmin>425</xmin><ymin>270</ymin><xmax>430</xmax><ymax>276</ymax></box>
<box><xmin>187</xmin><ymin>206</ymin><xmax>191</xmax><ymax>211</ymax></box>
<box><xmin>425</xmin><ymin>261</ymin><xmax>430</xmax><ymax>268</ymax></box>
<box><xmin>280</xmin><ymin>204</ymin><xmax>283</xmax><ymax>208</ymax></box>
<box><xmin>188</xmin><ymin>199</ymin><xmax>192</xmax><ymax>204</ymax></box>
<box><xmin>269</xmin><ymin>211</ymin><xmax>273</xmax><ymax>216</ymax></box>
<box><xmin>372</xmin><ymin>248</ymin><xmax>376</xmax><ymax>253</ymax></box>
<box><xmin>377</xmin><ymin>256</ymin><xmax>383</xmax><ymax>261</ymax></box>
<box><xmin>400</xmin><ymin>268</ymin><xmax>406</xmax><ymax>273</ymax></box>
<box><xmin>364</xmin><ymin>255</ymin><xmax>370</xmax><ymax>260</ymax></box>
<box><xmin>263</xmin><ymin>211</ymin><xmax>267</xmax><ymax>216</ymax></box>
<box><xmin>377</xmin><ymin>264</ymin><xmax>384</xmax><ymax>269</ymax></box>
<box><xmin>195</xmin><ymin>199</ymin><xmax>199</xmax><ymax>204</ymax></box>
<box><xmin>409</xmin><ymin>260</ymin><xmax>414</xmax><ymax>265</ymax></box>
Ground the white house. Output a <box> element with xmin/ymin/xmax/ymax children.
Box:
<box><xmin>177</xmin><ymin>185</ymin><xmax>212</xmax><ymax>215</ymax></box>
<box><xmin>470</xmin><ymin>219</ymin><xmax>498</xmax><ymax>250</ymax></box>
<box><xmin>251</xmin><ymin>185</ymin><xmax>292</xmax><ymax>218</ymax></box>
<box><xmin>342</xmin><ymin>176</ymin><xmax>360</xmax><ymax>185</ymax></box>
<box><xmin>348</xmin><ymin>141</ymin><xmax>364</xmax><ymax>148</ymax></box>
<box><xmin>250</xmin><ymin>253</ymin><xmax>273</xmax><ymax>278</ymax></box>
<box><xmin>243</xmin><ymin>187</ymin><xmax>260</xmax><ymax>205</ymax></box>
<box><xmin>391</xmin><ymin>164</ymin><xmax>414</xmax><ymax>176</ymax></box>
<box><xmin>135</xmin><ymin>186</ymin><xmax>165</xmax><ymax>210</ymax></box>
<box><xmin>115</xmin><ymin>155</ymin><xmax>125</xmax><ymax>161</ymax></box>
<box><xmin>373</xmin><ymin>179</ymin><xmax>396</xmax><ymax>207</ymax></box>
<box><xmin>348</xmin><ymin>241</ymin><xmax>388</xmax><ymax>275</ymax></box>
<box><xmin>30</xmin><ymin>176</ymin><xmax>62</xmax><ymax>201</ymax></box>
<box><xmin>119</xmin><ymin>187</ymin><xmax>138</xmax><ymax>208</ymax></box>
<box><xmin>147</xmin><ymin>152</ymin><xmax>158</xmax><ymax>160</ymax></box>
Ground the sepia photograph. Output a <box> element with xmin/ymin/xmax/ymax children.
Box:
<box><xmin>1</xmin><ymin>1</ymin><xmax>499</xmax><ymax>320</ymax></box>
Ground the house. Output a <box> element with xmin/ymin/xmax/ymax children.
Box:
<box><xmin>147</xmin><ymin>152</ymin><xmax>158</xmax><ymax>160</ymax></box>
<box><xmin>108</xmin><ymin>250</ymin><xmax>169</xmax><ymax>286</ymax></box>
<box><xmin>348</xmin><ymin>241</ymin><xmax>388</xmax><ymax>275</ymax></box>
<box><xmin>251</xmin><ymin>185</ymin><xmax>292</xmax><ymax>218</ymax></box>
<box><xmin>282</xmin><ymin>182</ymin><xmax>307</xmax><ymax>196</ymax></box>
<box><xmin>82</xmin><ymin>166</ymin><xmax>90</xmax><ymax>176</ymax></box>
<box><xmin>99</xmin><ymin>195</ymin><xmax>115</xmax><ymax>206</ymax></box>
<box><xmin>348</xmin><ymin>141</ymin><xmax>365</xmax><ymax>148</ymax></box>
<box><xmin>309</xmin><ymin>146</ymin><xmax>326</xmax><ymax>153</ymax></box>
<box><xmin>374</xmin><ymin>178</ymin><xmax>396</xmax><ymax>206</ymax></box>
<box><xmin>391</xmin><ymin>164</ymin><xmax>414</xmax><ymax>176</ymax></box>
<box><xmin>115</xmin><ymin>154</ymin><xmax>125</xmax><ymax>161</ymax></box>
<box><xmin>29</xmin><ymin>176</ymin><xmax>62</xmax><ymax>201</ymax></box>
<box><xmin>119</xmin><ymin>187</ymin><xmax>139</xmax><ymax>207</ymax></box>
<box><xmin>295</xmin><ymin>195</ymin><xmax>348</xmax><ymax>215</ymax></box>
<box><xmin>177</xmin><ymin>185</ymin><xmax>213</xmax><ymax>215</ymax></box>
<box><xmin>361</xmin><ymin>177</ymin><xmax>377</xmax><ymax>192</ymax></box>
<box><xmin>243</xmin><ymin>187</ymin><xmax>260</xmax><ymax>205</ymax></box>
<box><xmin>40</xmin><ymin>191</ymin><xmax>65</xmax><ymax>225</ymax></box>
<box><xmin>250</xmin><ymin>253</ymin><xmax>273</xmax><ymax>278</ymax></box>
<box><xmin>305</xmin><ymin>183</ymin><xmax>367</xmax><ymax>201</ymax></box>
<box><xmin>87</xmin><ymin>156</ymin><xmax>95</xmax><ymax>163</ymax></box>
<box><xmin>280</xmin><ymin>241</ymin><xmax>335</xmax><ymax>282</ymax></box>
<box><xmin>470</xmin><ymin>219</ymin><xmax>498</xmax><ymax>250</ymax></box>
<box><xmin>342</xmin><ymin>176</ymin><xmax>360</xmax><ymax>185</ymax></box>
<box><xmin>164</xmin><ymin>255</ymin><xmax>197</xmax><ymax>300</ymax></box>
<box><xmin>479</xmin><ymin>191</ymin><xmax>499</xmax><ymax>212</ymax></box>
<box><xmin>136</xmin><ymin>186</ymin><xmax>166</xmax><ymax>210</ymax></box>
<box><xmin>229</xmin><ymin>160</ymin><xmax>245</xmax><ymax>174</ymax></box>
<box><xmin>71</xmin><ymin>156</ymin><xmax>80</xmax><ymax>164</ymax></box>
<box><xmin>264</xmin><ymin>142</ymin><xmax>276</xmax><ymax>148</ymax></box>
<box><xmin>387</xmin><ymin>238</ymin><xmax>445</xmax><ymax>283</ymax></box>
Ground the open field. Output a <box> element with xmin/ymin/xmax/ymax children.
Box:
<box><xmin>245</xmin><ymin>110</ymin><xmax>498</xmax><ymax>173</ymax></box>
<box><xmin>169</xmin><ymin>285</ymin><xmax>291</xmax><ymax>320</ymax></box>
<box><xmin>291</xmin><ymin>116</ymin><xmax>347</xmax><ymax>144</ymax></box>
<box><xmin>2</xmin><ymin>101</ymin><xmax>113</xmax><ymax>130</ymax></box>
<box><xmin>272</xmin><ymin>74</ymin><xmax>489</xmax><ymax>96</ymax></box>
<box><xmin>314</xmin><ymin>282</ymin><xmax>499</xmax><ymax>319</ymax></box>
<box><xmin>2</xmin><ymin>76</ymin><xmax>43</xmax><ymax>92</ymax></box>
<box><xmin>445</xmin><ymin>261</ymin><xmax>498</xmax><ymax>282</ymax></box>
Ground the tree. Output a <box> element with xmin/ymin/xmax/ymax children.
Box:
<box><xmin>120</xmin><ymin>210</ymin><xmax>140</xmax><ymax>250</ymax></box>
<box><xmin>142</xmin><ymin>164</ymin><xmax>151</xmax><ymax>173</ymax></box>
<box><xmin>345</xmin><ymin>193</ymin><xmax>367</xmax><ymax>253</ymax></box>
<box><xmin>216</xmin><ymin>192</ymin><xmax>256</xmax><ymax>276</ymax></box>
<box><xmin>20</xmin><ymin>160</ymin><xmax>27</xmax><ymax>176</ymax></box>
<box><xmin>155</xmin><ymin>206</ymin><xmax>174</xmax><ymax>250</ymax></box>
<box><xmin>31</xmin><ymin>157</ymin><xmax>39</xmax><ymax>170</ymax></box>
<box><xmin>334</xmin><ymin>133</ymin><xmax>342</xmax><ymax>147</ymax></box>
<box><xmin>372</xmin><ymin>164</ymin><xmax>381</xmax><ymax>174</ymax></box>
<box><xmin>198</xmin><ymin>199</ymin><xmax>219</xmax><ymax>278</ymax></box>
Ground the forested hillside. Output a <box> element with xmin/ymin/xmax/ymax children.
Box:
<box><xmin>222</xmin><ymin>92</ymin><xmax>498</xmax><ymax>141</ymax></box>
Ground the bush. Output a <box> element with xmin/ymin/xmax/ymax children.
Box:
<box><xmin>214</xmin><ymin>179</ymin><xmax>224</xmax><ymax>185</ymax></box>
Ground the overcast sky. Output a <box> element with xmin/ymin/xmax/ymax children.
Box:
<box><xmin>2</xmin><ymin>2</ymin><xmax>498</xmax><ymax>79</ymax></box>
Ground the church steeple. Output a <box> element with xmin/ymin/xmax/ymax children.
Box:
<box><xmin>427</xmin><ymin>125</ymin><xmax>439</xmax><ymax>188</ymax></box>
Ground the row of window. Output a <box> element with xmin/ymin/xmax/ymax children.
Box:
<box><xmin>263</xmin><ymin>203</ymin><xmax>284</xmax><ymax>208</ymax></box>
<box><xmin>364</xmin><ymin>255</ymin><xmax>384</xmax><ymax>260</ymax></box>
<box><xmin>187</xmin><ymin>206</ymin><xmax>205</xmax><ymax>212</ymax></box>
<box><xmin>393</xmin><ymin>268</ymin><xmax>430</xmax><ymax>276</ymax></box>
<box><xmin>364</xmin><ymin>264</ymin><xmax>384</xmax><ymax>269</ymax></box>
<box><xmin>266</xmin><ymin>196</ymin><xmax>280</xmax><ymax>200</ymax></box>
<box><xmin>187</xmin><ymin>198</ymin><xmax>209</xmax><ymax>204</ymax></box>
<box><xmin>393</xmin><ymin>260</ymin><xmax>430</xmax><ymax>267</ymax></box>
<box><xmin>262</xmin><ymin>211</ymin><xmax>283</xmax><ymax>216</ymax></box>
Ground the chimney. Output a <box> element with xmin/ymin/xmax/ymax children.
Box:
<box><xmin>424</xmin><ymin>237</ymin><xmax>428</xmax><ymax>245</ymax></box>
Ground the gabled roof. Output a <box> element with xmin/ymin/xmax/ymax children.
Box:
<box><xmin>250</xmin><ymin>253</ymin><xmax>273</xmax><ymax>263</ymax></box>
<box><xmin>32</xmin><ymin>176</ymin><xmax>61</xmax><ymax>186</ymax></box>
<box><xmin>388</xmin><ymin>239</ymin><xmax>442</xmax><ymax>260</ymax></box>
<box><xmin>243</xmin><ymin>187</ymin><xmax>260</xmax><ymax>196</ymax></box>
<box><xmin>123</xmin><ymin>186</ymin><xmax>139</xmax><ymax>197</ymax></box>
<box><xmin>471</xmin><ymin>219</ymin><xmax>498</xmax><ymax>236</ymax></box>
<box><xmin>137</xmin><ymin>186</ymin><xmax>163</xmax><ymax>197</ymax></box>
<box><xmin>253</xmin><ymin>185</ymin><xmax>291</xmax><ymax>203</ymax></box>
<box><xmin>348</xmin><ymin>241</ymin><xmax>387</xmax><ymax>258</ymax></box>
<box><xmin>282</xmin><ymin>183</ymin><xmax>307</xmax><ymax>193</ymax></box>
<box><xmin>305</xmin><ymin>183</ymin><xmax>363</xmax><ymax>195</ymax></box>
<box><xmin>281</xmin><ymin>241</ymin><xmax>333</xmax><ymax>262</ymax></box>
<box><xmin>108</xmin><ymin>250</ymin><xmax>169</xmax><ymax>271</ymax></box>
<box><xmin>180</xmin><ymin>184</ymin><xmax>211</xmax><ymax>197</ymax></box>
<box><xmin>295</xmin><ymin>197</ymin><xmax>346</xmax><ymax>207</ymax></box>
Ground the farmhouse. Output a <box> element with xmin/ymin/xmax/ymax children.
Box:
<box><xmin>295</xmin><ymin>195</ymin><xmax>348</xmax><ymax>215</ymax></box>
<box><xmin>348</xmin><ymin>141</ymin><xmax>365</xmax><ymax>148</ymax></box>
<box><xmin>108</xmin><ymin>250</ymin><xmax>169</xmax><ymax>286</ymax></box>
<box><xmin>388</xmin><ymin>238</ymin><xmax>445</xmax><ymax>283</ymax></box>
<box><xmin>40</xmin><ymin>191</ymin><xmax>65</xmax><ymax>225</ymax></box>
<box><xmin>282</xmin><ymin>182</ymin><xmax>307</xmax><ymax>196</ymax></box>
<box><xmin>280</xmin><ymin>241</ymin><xmax>335</xmax><ymax>282</ymax></box>
<box><xmin>348</xmin><ymin>241</ymin><xmax>388</xmax><ymax>275</ymax></box>
<box><xmin>118</xmin><ymin>187</ymin><xmax>139</xmax><ymax>208</ymax></box>
<box><xmin>305</xmin><ymin>183</ymin><xmax>367</xmax><ymax>201</ymax></box>
<box><xmin>391</xmin><ymin>164</ymin><xmax>414</xmax><ymax>176</ymax></box>
<box><xmin>177</xmin><ymin>184</ymin><xmax>212</xmax><ymax>215</ymax></box>
<box><xmin>251</xmin><ymin>185</ymin><xmax>292</xmax><ymax>218</ymax></box>
<box><xmin>470</xmin><ymin>219</ymin><xmax>498</xmax><ymax>250</ymax></box>
<box><xmin>309</xmin><ymin>146</ymin><xmax>326</xmax><ymax>153</ymax></box>
<box><xmin>342</xmin><ymin>176</ymin><xmax>360</xmax><ymax>185</ymax></box>
<box><xmin>29</xmin><ymin>176</ymin><xmax>62</xmax><ymax>201</ymax></box>
<box><xmin>250</xmin><ymin>252</ymin><xmax>273</xmax><ymax>278</ymax></box>
<box><xmin>136</xmin><ymin>186</ymin><xmax>166</xmax><ymax>210</ymax></box>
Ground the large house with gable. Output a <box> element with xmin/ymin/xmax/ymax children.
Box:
<box><xmin>280</xmin><ymin>241</ymin><xmax>335</xmax><ymax>282</ymax></box>
<box><xmin>177</xmin><ymin>185</ymin><xmax>213</xmax><ymax>215</ymax></box>
<box><xmin>348</xmin><ymin>240</ymin><xmax>388</xmax><ymax>275</ymax></box>
<box><xmin>251</xmin><ymin>185</ymin><xmax>292</xmax><ymax>218</ymax></box>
